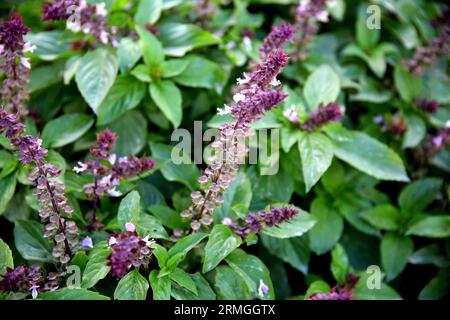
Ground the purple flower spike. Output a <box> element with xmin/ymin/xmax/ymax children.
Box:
<box><xmin>260</xmin><ymin>21</ymin><xmax>297</xmax><ymax>59</ymax></box>
<box><xmin>300</xmin><ymin>103</ymin><xmax>343</xmax><ymax>132</ymax></box>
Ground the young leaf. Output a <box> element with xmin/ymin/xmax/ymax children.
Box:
<box><xmin>96</xmin><ymin>76</ymin><xmax>146</xmax><ymax>125</ymax></box>
<box><xmin>168</xmin><ymin>232</ymin><xmax>208</xmax><ymax>258</ymax></box>
<box><xmin>330</xmin><ymin>244</ymin><xmax>349</xmax><ymax>283</ymax></box>
<box><xmin>149</xmin><ymin>270</ymin><xmax>171</xmax><ymax>300</ymax></box>
<box><xmin>360</xmin><ymin>204</ymin><xmax>400</xmax><ymax>231</ymax></box>
<box><xmin>114</xmin><ymin>269</ymin><xmax>149</xmax><ymax>300</ymax></box>
<box><xmin>406</xmin><ymin>216</ymin><xmax>450</xmax><ymax>238</ymax></box>
<box><xmin>150</xmin><ymin>80</ymin><xmax>182</xmax><ymax>128</ymax></box>
<box><xmin>131</xmin><ymin>214</ymin><xmax>169</xmax><ymax>240</ymax></box>
<box><xmin>262</xmin><ymin>209</ymin><xmax>316</xmax><ymax>239</ymax></box>
<box><xmin>303</xmin><ymin>65</ymin><xmax>340</xmax><ymax>111</ymax></box>
<box><xmin>75</xmin><ymin>48</ymin><xmax>119</xmax><ymax>112</ymax></box>
<box><xmin>42</xmin><ymin>114</ymin><xmax>94</xmax><ymax>148</ymax></box>
<box><xmin>0</xmin><ymin>238</ymin><xmax>13</xmax><ymax>274</ymax></box>
<box><xmin>331</xmin><ymin>130</ymin><xmax>409</xmax><ymax>182</ymax></box>
<box><xmin>309</xmin><ymin>197</ymin><xmax>344</xmax><ymax>255</ymax></box>
<box><xmin>136</xmin><ymin>26</ymin><xmax>164</xmax><ymax>69</ymax></box>
<box><xmin>117</xmin><ymin>191</ymin><xmax>141</xmax><ymax>231</ymax></box>
<box><xmin>202</xmin><ymin>225</ymin><xmax>242</xmax><ymax>273</ymax></box>
<box><xmin>134</xmin><ymin>0</ymin><xmax>162</xmax><ymax>25</ymax></box>
<box><xmin>298</xmin><ymin>132</ymin><xmax>334</xmax><ymax>192</ymax></box>
<box><xmin>394</xmin><ymin>65</ymin><xmax>422</xmax><ymax>102</ymax></box>
<box><xmin>381</xmin><ymin>232</ymin><xmax>414</xmax><ymax>281</ymax></box>
<box><xmin>398</xmin><ymin>178</ymin><xmax>443</xmax><ymax>214</ymax></box>
<box><xmin>81</xmin><ymin>242</ymin><xmax>111</xmax><ymax>289</ymax></box>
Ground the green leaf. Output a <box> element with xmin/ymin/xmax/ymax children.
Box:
<box><xmin>136</xmin><ymin>26</ymin><xmax>164</xmax><ymax>69</ymax></box>
<box><xmin>148</xmin><ymin>205</ymin><xmax>187</xmax><ymax>230</ymax></box>
<box><xmin>418</xmin><ymin>268</ymin><xmax>450</xmax><ymax>300</ymax></box>
<box><xmin>75</xmin><ymin>48</ymin><xmax>119</xmax><ymax>112</ymax></box>
<box><xmin>203</xmin><ymin>225</ymin><xmax>242</xmax><ymax>273</ymax></box>
<box><xmin>81</xmin><ymin>241</ymin><xmax>111</xmax><ymax>289</ymax></box>
<box><xmin>309</xmin><ymin>197</ymin><xmax>344</xmax><ymax>255</ymax></box>
<box><xmin>130</xmin><ymin>64</ymin><xmax>152</xmax><ymax>82</ymax></box>
<box><xmin>14</xmin><ymin>220</ymin><xmax>53</xmax><ymax>262</ymax></box>
<box><xmin>25</xmin><ymin>31</ymin><xmax>70</xmax><ymax>61</ymax></box>
<box><xmin>114</xmin><ymin>269</ymin><xmax>149</xmax><ymax>300</ymax></box>
<box><xmin>169</xmin><ymin>268</ymin><xmax>197</xmax><ymax>295</ymax></box>
<box><xmin>168</xmin><ymin>232</ymin><xmax>208</xmax><ymax>257</ymax></box>
<box><xmin>117</xmin><ymin>191</ymin><xmax>141</xmax><ymax>231</ymax></box>
<box><xmin>406</xmin><ymin>216</ymin><xmax>450</xmax><ymax>238</ymax></box>
<box><xmin>149</xmin><ymin>270</ymin><xmax>171</xmax><ymax>300</ymax></box>
<box><xmin>42</xmin><ymin>114</ymin><xmax>94</xmax><ymax>148</ymax></box>
<box><xmin>298</xmin><ymin>132</ymin><xmax>334</xmax><ymax>192</ymax></box>
<box><xmin>261</xmin><ymin>235</ymin><xmax>310</xmax><ymax>274</ymax></box>
<box><xmin>360</xmin><ymin>204</ymin><xmax>400</xmax><ymax>231</ymax></box>
<box><xmin>0</xmin><ymin>174</ymin><xmax>16</xmax><ymax>215</ymax></box>
<box><xmin>331</xmin><ymin>130</ymin><xmax>409</xmax><ymax>182</ymax></box>
<box><xmin>131</xmin><ymin>214</ymin><xmax>169</xmax><ymax>240</ymax></box>
<box><xmin>39</xmin><ymin>288</ymin><xmax>110</xmax><ymax>300</ymax></box>
<box><xmin>149</xmin><ymin>143</ymin><xmax>200</xmax><ymax>190</ymax></box>
<box><xmin>96</xmin><ymin>76</ymin><xmax>146</xmax><ymax>125</ymax></box>
<box><xmin>304</xmin><ymin>280</ymin><xmax>331</xmax><ymax>299</ymax></box>
<box><xmin>135</xmin><ymin>0</ymin><xmax>162</xmax><ymax>25</ymax></box>
<box><xmin>118</xmin><ymin>38</ymin><xmax>142</xmax><ymax>74</ymax></box>
<box><xmin>160</xmin><ymin>59</ymin><xmax>189</xmax><ymax>78</ymax></box>
<box><xmin>403</xmin><ymin>114</ymin><xmax>426</xmax><ymax>148</ymax></box>
<box><xmin>158</xmin><ymin>22</ymin><xmax>221</xmax><ymax>56</ymax></box>
<box><xmin>171</xmin><ymin>272</ymin><xmax>216</xmax><ymax>300</ymax></box>
<box><xmin>356</xmin><ymin>3</ymin><xmax>380</xmax><ymax>49</ymax></box>
<box><xmin>394</xmin><ymin>65</ymin><xmax>422</xmax><ymax>102</ymax></box>
<box><xmin>151</xmin><ymin>243</ymin><xmax>168</xmax><ymax>268</ymax></box>
<box><xmin>173</xmin><ymin>55</ymin><xmax>228</xmax><ymax>94</ymax></box>
<box><xmin>225</xmin><ymin>249</ymin><xmax>274</xmax><ymax>300</ymax></box>
<box><xmin>353</xmin><ymin>272</ymin><xmax>402</xmax><ymax>300</ymax></box>
<box><xmin>103</xmin><ymin>110</ymin><xmax>147</xmax><ymax>156</ymax></box>
<box><xmin>150</xmin><ymin>80</ymin><xmax>182</xmax><ymax>128</ymax></box>
<box><xmin>0</xmin><ymin>238</ymin><xmax>13</xmax><ymax>274</ymax></box>
<box><xmin>214</xmin><ymin>266</ymin><xmax>252</xmax><ymax>299</ymax></box>
<box><xmin>381</xmin><ymin>233</ymin><xmax>414</xmax><ymax>281</ymax></box>
<box><xmin>398</xmin><ymin>178</ymin><xmax>443</xmax><ymax>214</ymax></box>
<box><xmin>303</xmin><ymin>65</ymin><xmax>340</xmax><ymax>110</ymax></box>
<box><xmin>262</xmin><ymin>209</ymin><xmax>316</xmax><ymax>239</ymax></box>
<box><xmin>331</xmin><ymin>244</ymin><xmax>349</xmax><ymax>283</ymax></box>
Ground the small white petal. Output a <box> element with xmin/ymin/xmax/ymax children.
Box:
<box><xmin>233</xmin><ymin>93</ymin><xmax>246</xmax><ymax>103</ymax></box>
<box><xmin>125</xmin><ymin>222</ymin><xmax>136</xmax><ymax>232</ymax></box>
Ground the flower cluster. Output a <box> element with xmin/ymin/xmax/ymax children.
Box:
<box><xmin>193</xmin><ymin>0</ymin><xmax>218</xmax><ymax>27</ymax></box>
<box><xmin>180</xmin><ymin>50</ymin><xmax>289</xmax><ymax>232</ymax></box>
<box><xmin>299</xmin><ymin>103</ymin><xmax>343</xmax><ymax>132</ymax></box>
<box><xmin>0</xmin><ymin>109</ymin><xmax>78</xmax><ymax>265</ymax></box>
<box><xmin>107</xmin><ymin>223</ymin><xmax>154</xmax><ymax>278</ymax></box>
<box><xmin>307</xmin><ymin>274</ymin><xmax>360</xmax><ymax>300</ymax></box>
<box><xmin>292</xmin><ymin>0</ymin><xmax>329</xmax><ymax>61</ymax></box>
<box><xmin>73</xmin><ymin>129</ymin><xmax>155</xmax><ymax>229</ymax></box>
<box><xmin>0</xmin><ymin>264</ymin><xmax>60</xmax><ymax>298</ymax></box>
<box><xmin>42</xmin><ymin>0</ymin><xmax>117</xmax><ymax>46</ymax></box>
<box><xmin>374</xmin><ymin>114</ymin><xmax>407</xmax><ymax>137</ymax></box>
<box><xmin>423</xmin><ymin>124</ymin><xmax>450</xmax><ymax>159</ymax></box>
<box><xmin>0</xmin><ymin>14</ymin><xmax>33</xmax><ymax>114</ymax></box>
<box><xmin>404</xmin><ymin>9</ymin><xmax>450</xmax><ymax>76</ymax></box>
<box><xmin>223</xmin><ymin>206</ymin><xmax>300</xmax><ymax>238</ymax></box>
<box><xmin>260</xmin><ymin>21</ymin><xmax>297</xmax><ymax>59</ymax></box>
<box><xmin>415</xmin><ymin>97</ymin><xmax>439</xmax><ymax>113</ymax></box>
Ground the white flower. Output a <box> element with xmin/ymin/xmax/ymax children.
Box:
<box><xmin>108</xmin><ymin>153</ymin><xmax>117</xmax><ymax>165</ymax></box>
<box><xmin>20</xmin><ymin>57</ymin><xmax>31</xmax><ymax>69</ymax></box>
<box><xmin>99</xmin><ymin>30</ymin><xmax>109</xmax><ymax>44</ymax></box>
<box><xmin>142</xmin><ymin>235</ymin><xmax>156</xmax><ymax>246</ymax></box>
<box><xmin>217</xmin><ymin>104</ymin><xmax>232</xmax><ymax>115</ymax></box>
<box><xmin>125</xmin><ymin>222</ymin><xmax>136</xmax><ymax>232</ymax></box>
<box><xmin>237</xmin><ymin>72</ymin><xmax>251</xmax><ymax>85</ymax></box>
<box><xmin>0</xmin><ymin>44</ymin><xmax>4</xmax><ymax>54</ymax></box>
<box><xmin>108</xmin><ymin>236</ymin><xmax>117</xmax><ymax>246</ymax></box>
<box><xmin>73</xmin><ymin>161</ymin><xmax>88</xmax><ymax>173</ymax></box>
<box><xmin>317</xmin><ymin>10</ymin><xmax>329</xmax><ymax>22</ymax></box>
<box><xmin>283</xmin><ymin>105</ymin><xmax>299</xmax><ymax>123</ymax></box>
<box><xmin>31</xmin><ymin>286</ymin><xmax>39</xmax><ymax>299</ymax></box>
<box><xmin>95</xmin><ymin>3</ymin><xmax>107</xmax><ymax>16</ymax></box>
<box><xmin>243</xmin><ymin>36</ymin><xmax>252</xmax><ymax>51</ymax></box>
<box><xmin>233</xmin><ymin>93</ymin><xmax>246</xmax><ymax>103</ymax></box>
<box><xmin>23</xmin><ymin>42</ymin><xmax>36</xmax><ymax>53</ymax></box>
<box><xmin>445</xmin><ymin>120</ymin><xmax>450</xmax><ymax>128</ymax></box>
<box><xmin>222</xmin><ymin>217</ymin><xmax>233</xmax><ymax>226</ymax></box>
<box><xmin>107</xmin><ymin>187</ymin><xmax>122</xmax><ymax>197</ymax></box>
<box><xmin>270</xmin><ymin>77</ymin><xmax>281</xmax><ymax>87</ymax></box>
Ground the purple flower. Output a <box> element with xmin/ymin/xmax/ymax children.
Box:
<box><xmin>0</xmin><ymin>14</ymin><xmax>31</xmax><ymax>113</ymax></box>
<box><xmin>223</xmin><ymin>206</ymin><xmax>300</xmax><ymax>239</ymax></box>
<box><xmin>81</xmin><ymin>236</ymin><xmax>93</xmax><ymax>249</ymax></box>
<box><xmin>300</xmin><ymin>103</ymin><xmax>343</xmax><ymax>132</ymax></box>
<box><xmin>415</xmin><ymin>97</ymin><xmax>439</xmax><ymax>113</ymax></box>
<box><xmin>258</xmin><ymin>280</ymin><xmax>269</xmax><ymax>298</ymax></box>
<box><xmin>107</xmin><ymin>226</ymin><xmax>154</xmax><ymax>278</ymax></box>
<box><xmin>0</xmin><ymin>264</ymin><xmax>60</xmax><ymax>296</ymax></box>
<box><xmin>307</xmin><ymin>274</ymin><xmax>360</xmax><ymax>300</ymax></box>
<box><xmin>260</xmin><ymin>21</ymin><xmax>297</xmax><ymax>59</ymax></box>
<box><xmin>0</xmin><ymin>108</ymin><xmax>78</xmax><ymax>265</ymax></box>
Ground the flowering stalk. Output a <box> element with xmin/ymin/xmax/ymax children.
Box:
<box><xmin>180</xmin><ymin>51</ymin><xmax>289</xmax><ymax>233</ymax></box>
<box><xmin>0</xmin><ymin>14</ymin><xmax>33</xmax><ymax>114</ymax></box>
<box><xmin>0</xmin><ymin>264</ymin><xmax>60</xmax><ymax>298</ymax></box>
<box><xmin>42</xmin><ymin>0</ymin><xmax>117</xmax><ymax>47</ymax></box>
<box><xmin>298</xmin><ymin>102</ymin><xmax>343</xmax><ymax>132</ymax></box>
<box><xmin>107</xmin><ymin>223</ymin><xmax>154</xmax><ymax>278</ymax></box>
<box><xmin>223</xmin><ymin>206</ymin><xmax>300</xmax><ymax>239</ymax></box>
<box><xmin>307</xmin><ymin>274</ymin><xmax>360</xmax><ymax>300</ymax></box>
<box><xmin>73</xmin><ymin>129</ymin><xmax>155</xmax><ymax>230</ymax></box>
<box><xmin>292</xmin><ymin>0</ymin><xmax>329</xmax><ymax>61</ymax></box>
<box><xmin>259</xmin><ymin>21</ymin><xmax>297</xmax><ymax>59</ymax></box>
<box><xmin>404</xmin><ymin>9</ymin><xmax>450</xmax><ymax>76</ymax></box>
<box><xmin>0</xmin><ymin>110</ymin><xmax>78</xmax><ymax>265</ymax></box>
<box><xmin>374</xmin><ymin>114</ymin><xmax>407</xmax><ymax>137</ymax></box>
